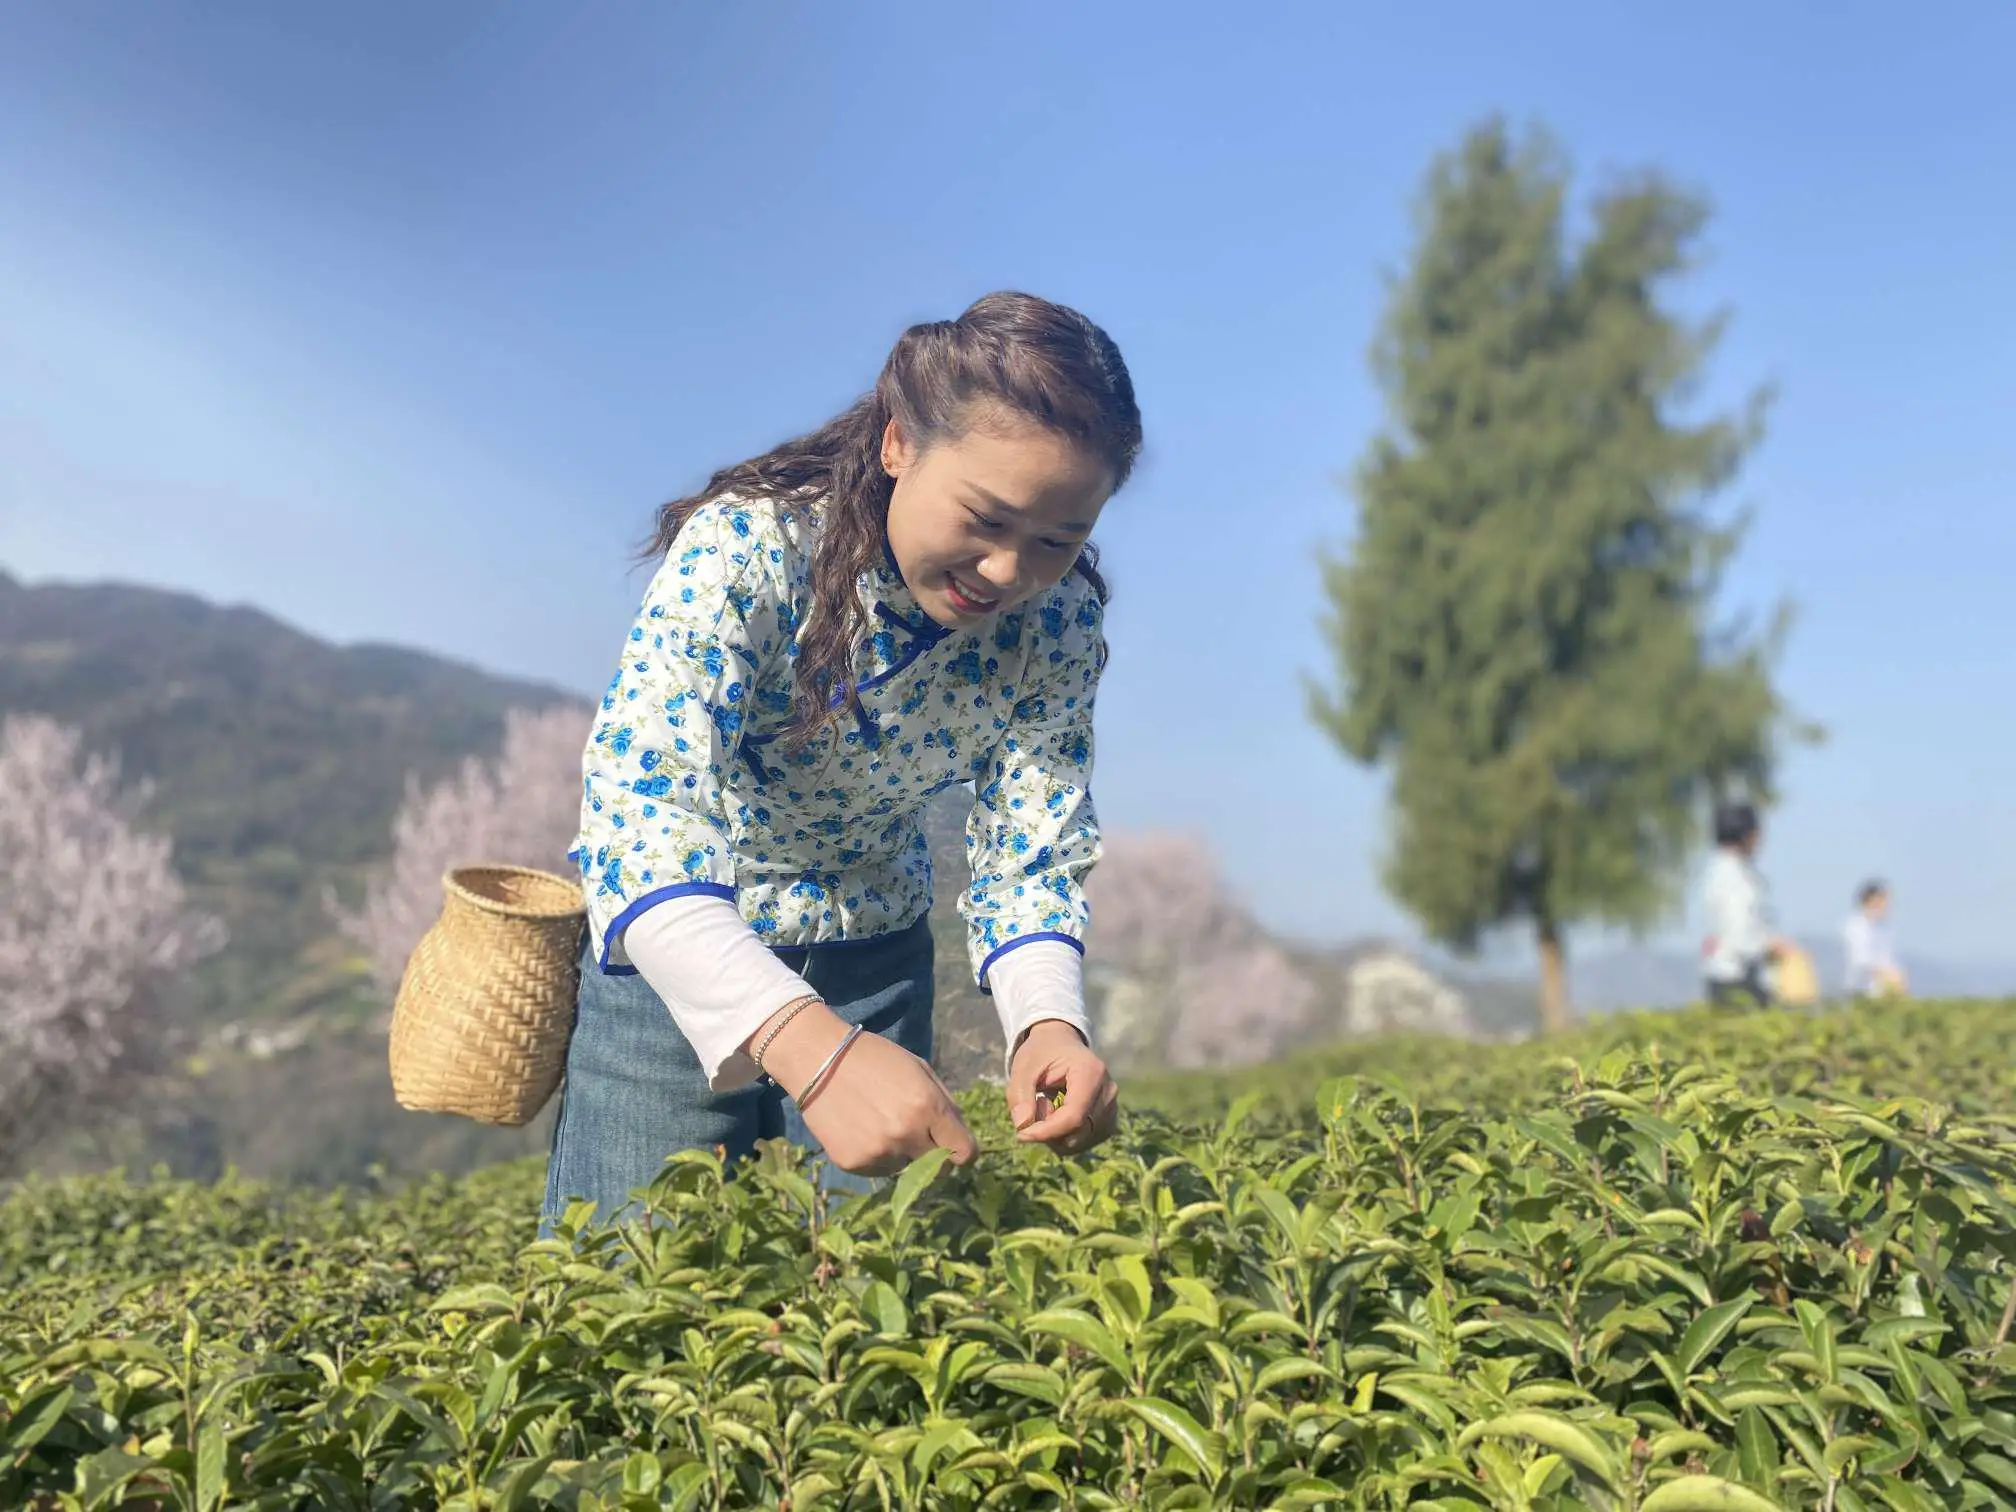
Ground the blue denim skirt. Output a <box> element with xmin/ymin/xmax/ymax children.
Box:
<box><xmin>537</xmin><ymin>914</ymin><xmax>935</xmax><ymax>1237</ymax></box>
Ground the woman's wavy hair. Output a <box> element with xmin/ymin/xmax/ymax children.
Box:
<box><xmin>638</xmin><ymin>290</ymin><xmax>1142</xmax><ymax>749</ymax></box>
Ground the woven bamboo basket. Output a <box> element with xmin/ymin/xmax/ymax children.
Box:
<box><xmin>388</xmin><ymin>864</ymin><xmax>587</xmax><ymax>1126</ymax></box>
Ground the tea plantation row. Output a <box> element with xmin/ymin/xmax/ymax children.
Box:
<box><xmin>4</xmin><ymin>998</ymin><xmax>2014</xmax><ymax>1509</ymax></box>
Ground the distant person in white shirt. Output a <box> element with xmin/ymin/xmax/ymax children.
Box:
<box><xmin>1701</xmin><ymin>801</ymin><xmax>1792</xmax><ymax>1007</ymax></box>
<box><xmin>1842</xmin><ymin>880</ymin><xmax>1907</xmax><ymax>998</ymax></box>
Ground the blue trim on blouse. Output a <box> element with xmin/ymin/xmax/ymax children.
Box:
<box><xmin>976</xmin><ymin>930</ymin><xmax>1085</xmax><ymax>995</ymax></box>
<box><xmin>599</xmin><ymin>905</ymin><xmax>931</xmax><ymax>975</ymax></box>
<box><xmin>828</xmin><ymin>600</ymin><xmax>952</xmax><ymax>749</ymax></box>
<box><xmin>597</xmin><ymin>881</ymin><xmax>736</xmax><ymax>972</ymax></box>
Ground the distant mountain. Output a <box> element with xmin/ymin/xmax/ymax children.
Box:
<box><xmin>2</xmin><ymin>568</ymin><xmax>600</xmax><ymax>1181</ymax></box>
<box><xmin>0</xmin><ymin>567</ymin><xmax>589</xmax><ymax>1029</ymax></box>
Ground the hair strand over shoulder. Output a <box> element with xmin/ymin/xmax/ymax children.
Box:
<box><xmin>637</xmin><ymin>291</ymin><xmax>1142</xmax><ymax>749</ymax></box>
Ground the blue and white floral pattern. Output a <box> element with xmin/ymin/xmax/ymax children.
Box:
<box><xmin>571</xmin><ymin>496</ymin><xmax>1104</xmax><ymax>991</ymax></box>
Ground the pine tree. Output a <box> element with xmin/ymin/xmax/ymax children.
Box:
<box><xmin>1310</xmin><ymin>118</ymin><xmax>1815</xmax><ymax>1032</ymax></box>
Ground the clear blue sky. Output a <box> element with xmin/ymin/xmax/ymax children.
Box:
<box><xmin>4</xmin><ymin>2</ymin><xmax>2012</xmax><ymax>970</ymax></box>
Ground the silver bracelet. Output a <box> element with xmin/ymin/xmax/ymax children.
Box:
<box><xmin>750</xmin><ymin>995</ymin><xmax>820</xmax><ymax>1077</ymax></box>
<box><xmin>793</xmin><ymin>1023</ymin><xmax>863</xmax><ymax>1109</ymax></box>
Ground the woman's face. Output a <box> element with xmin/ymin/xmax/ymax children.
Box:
<box><xmin>882</xmin><ymin>413</ymin><xmax>1114</xmax><ymax>629</ymax></box>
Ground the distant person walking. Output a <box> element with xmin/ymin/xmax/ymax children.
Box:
<box><xmin>1701</xmin><ymin>801</ymin><xmax>1793</xmax><ymax>1008</ymax></box>
<box><xmin>1843</xmin><ymin>880</ymin><xmax>1908</xmax><ymax>998</ymax></box>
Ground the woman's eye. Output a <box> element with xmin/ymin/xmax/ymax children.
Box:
<box><xmin>970</xmin><ymin>513</ymin><xmax>1004</xmax><ymax>532</ymax></box>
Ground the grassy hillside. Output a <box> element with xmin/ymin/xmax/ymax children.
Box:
<box><xmin>5</xmin><ymin>996</ymin><xmax>2012</xmax><ymax>1508</ymax></box>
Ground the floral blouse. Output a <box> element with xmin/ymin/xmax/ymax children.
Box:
<box><xmin>570</xmin><ymin>494</ymin><xmax>1105</xmax><ymax>992</ymax></box>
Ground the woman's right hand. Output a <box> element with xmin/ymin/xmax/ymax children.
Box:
<box><xmin>757</xmin><ymin>1002</ymin><xmax>979</xmax><ymax>1177</ymax></box>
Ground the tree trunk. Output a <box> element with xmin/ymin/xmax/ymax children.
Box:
<box><xmin>1536</xmin><ymin>919</ymin><xmax>1574</xmax><ymax>1035</ymax></box>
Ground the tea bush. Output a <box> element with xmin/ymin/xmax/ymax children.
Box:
<box><xmin>5</xmin><ymin>999</ymin><xmax>2014</xmax><ymax>1509</ymax></box>
<box><xmin>1124</xmin><ymin>997</ymin><xmax>2016</xmax><ymax>1129</ymax></box>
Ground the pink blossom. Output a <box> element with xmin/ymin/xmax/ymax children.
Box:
<box><xmin>1084</xmin><ymin>830</ymin><xmax>1316</xmax><ymax>1069</ymax></box>
<box><xmin>330</xmin><ymin>703</ymin><xmax>589</xmax><ymax>994</ymax></box>
<box><xmin>0</xmin><ymin>715</ymin><xmax>224</xmax><ymax>1172</ymax></box>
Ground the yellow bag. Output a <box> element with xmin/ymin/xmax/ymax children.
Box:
<box><xmin>387</xmin><ymin>865</ymin><xmax>587</xmax><ymax>1125</ymax></box>
<box><xmin>1774</xmin><ymin>944</ymin><xmax>1820</xmax><ymax>1007</ymax></box>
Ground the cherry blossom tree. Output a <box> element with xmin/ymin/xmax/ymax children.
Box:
<box><xmin>0</xmin><ymin>714</ymin><xmax>225</xmax><ymax>1174</ymax></box>
<box><xmin>1165</xmin><ymin>936</ymin><xmax>1319</xmax><ymax>1070</ymax></box>
<box><xmin>1083</xmin><ymin>830</ymin><xmax>1317</xmax><ymax>1069</ymax></box>
<box><xmin>331</xmin><ymin>703</ymin><xmax>589</xmax><ymax>995</ymax></box>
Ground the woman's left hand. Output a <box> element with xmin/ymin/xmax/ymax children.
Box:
<box><xmin>1006</xmin><ymin>1020</ymin><xmax>1120</xmax><ymax>1157</ymax></box>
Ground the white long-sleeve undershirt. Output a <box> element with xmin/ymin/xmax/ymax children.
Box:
<box><xmin>619</xmin><ymin>893</ymin><xmax>1091</xmax><ymax>1091</ymax></box>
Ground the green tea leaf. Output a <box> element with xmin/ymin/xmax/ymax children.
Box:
<box><xmin>860</xmin><ymin>1280</ymin><xmax>909</xmax><ymax>1337</ymax></box>
<box><xmin>495</xmin><ymin>1454</ymin><xmax>559</xmax><ymax>1512</ymax></box>
<box><xmin>195</xmin><ymin>1415</ymin><xmax>225</xmax><ymax>1512</ymax></box>
<box><xmin>1123</xmin><ymin>1396</ymin><xmax>1225</xmax><ymax>1482</ymax></box>
<box><xmin>1522</xmin><ymin>1453</ymin><xmax>1565</xmax><ymax>1497</ymax></box>
<box><xmin>1824</xmin><ymin>1435</ymin><xmax>1879</xmax><ymax>1474</ymax></box>
<box><xmin>1861</xmin><ymin>1317</ymin><xmax>1948</xmax><ymax>1350</ymax></box>
<box><xmin>1024</xmin><ymin>1308</ymin><xmax>1130</xmax><ymax>1378</ymax></box>
<box><xmin>1254</xmin><ymin>1356</ymin><xmax>1337</xmax><ymax>1393</ymax></box>
<box><xmin>1966</xmin><ymin>1451</ymin><xmax>2016</xmax><ymax>1495</ymax></box>
<box><xmin>1457</xmin><ymin>1411</ymin><xmax>1619</xmax><ymax>1487</ymax></box>
<box><xmin>671</xmin><ymin>1463</ymin><xmax>720</xmax><ymax>1511</ymax></box>
<box><xmin>890</xmin><ymin>1147</ymin><xmax>953</xmax><ymax>1228</ymax></box>
<box><xmin>1795</xmin><ymin>1300</ymin><xmax>1839</xmax><ymax>1384</ymax></box>
<box><xmin>1735</xmin><ymin>1406</ymin><xmax>1779</xmax><ymax>1489</ymax></box>
<box><xmin>1270</xmin><ymin>1479</ymin><xmax>1349</xmax><ymax>1509</ymax></box>
<box><xmin>1648</xmin><ymin>1430</ymin><xmax>1720</xmax><ymax>1462</ymax></box>
<box><xmin>0</xmin><ymin>1382</ymin><xmax>73</xmax><ymax>1455</ymax></box>
<box><xmin>1639</xmin><ymin>1475</ymin><xmax>1787</xmax><ymax>1511</ymax></box>
<box><xmin>1226</xmin><ymin>1310</ymin><xmax>1304</xmax><ymax>1341</ymax></box>
<box><xmin>981</xmin><ymin>1362</ymin><xmax>1066</xmax><ymax>1405</ymax></box>
<box><xmin>1872</xmin><ymin>1481</ymin><xmax>1944</xmax><ymax>1512</ymax></box>
<box><xmin>1675</xmin><ymin>1295</ymin><xmax>1756</xmax><ymax>1377</ymax></box>
<box><xmin>429</xmin><ymin>1283</ymin><xmax>517</xmax><ymax>1314</ymax></box>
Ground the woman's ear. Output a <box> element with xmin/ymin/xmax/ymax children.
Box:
<box><xmin>881</xmin><ymin>417</ymin><xmax>915</xmax><ymax>478</ymax></box>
